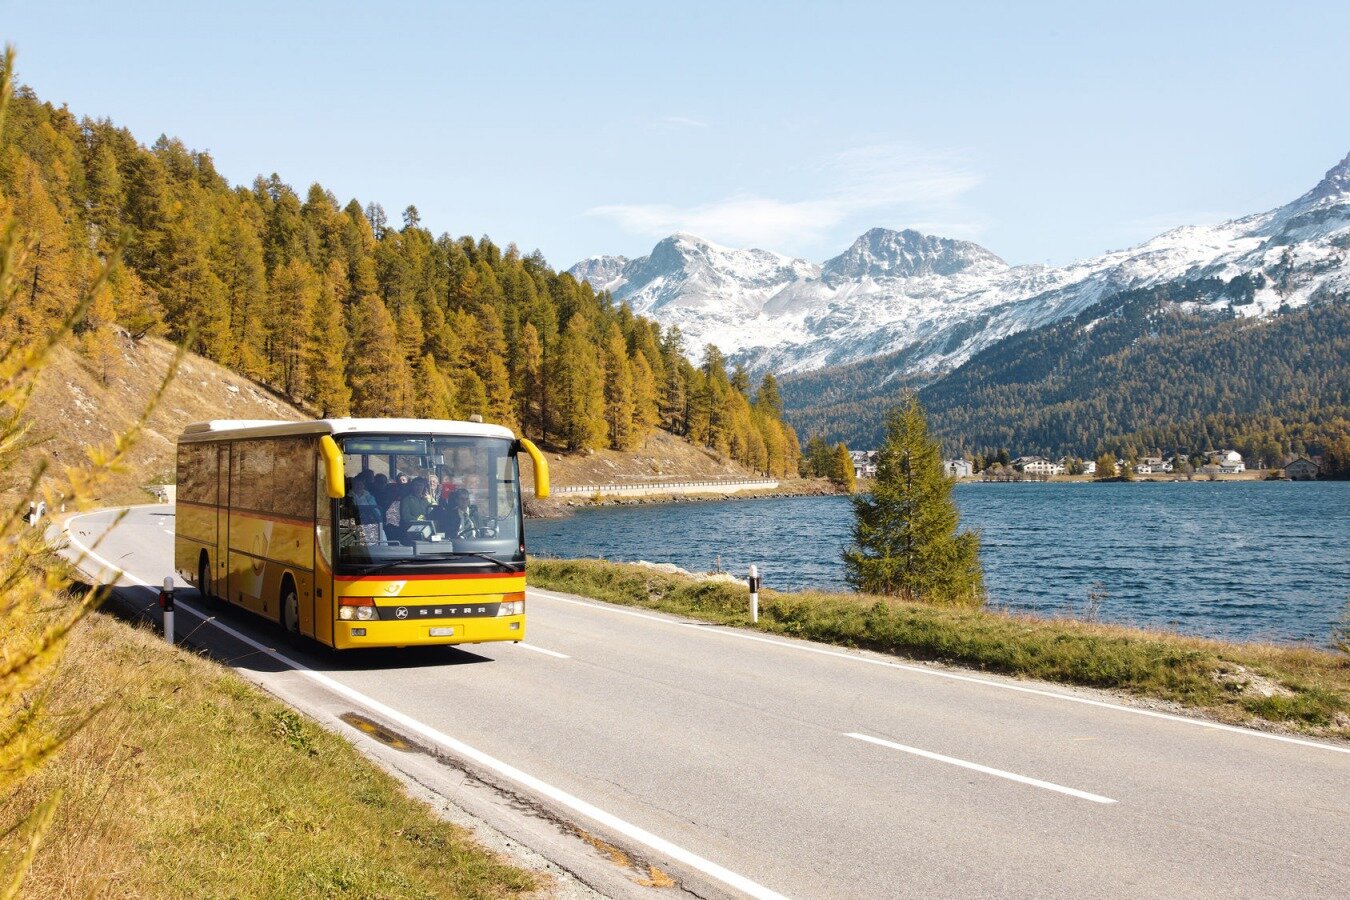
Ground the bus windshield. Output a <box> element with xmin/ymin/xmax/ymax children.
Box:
<box><xmin>335</xmin><ymin>434</ymin><xmax>522</xmax><ymax>568</ymax></box>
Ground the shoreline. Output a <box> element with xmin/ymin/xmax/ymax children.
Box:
<box><xmin>525</xmin><ymin>478</ymin><xmax>843</xmax><ymax>518</ymax></box>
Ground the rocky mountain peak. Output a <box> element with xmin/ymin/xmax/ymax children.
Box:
<box><xmin>820</xmin><ymin>227</ymin><xmax>1007</xmax><ymax>283</ymax></box>
<box><xmin>1298</xmin><ymin>151</ymin><xmax>1350</xmax><ymax>206</ymax></box>
<box><xmin>568</xmin><ymin>254</ymin><xmax>629</xmax><ymax>292</ymax></box>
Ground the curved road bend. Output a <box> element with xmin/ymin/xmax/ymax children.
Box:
<box><xmin>64</xmin><ymin>506</ymin><xmax>1349</xmax><ymax>899</ymax></box>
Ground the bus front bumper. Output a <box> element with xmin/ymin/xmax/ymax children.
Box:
<box><xmin>333</xmin><ymin>615</ymin><xmax>525</xmax><ymax>650</ymax></box>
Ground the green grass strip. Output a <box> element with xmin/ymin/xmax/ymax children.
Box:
<box><xmin>528</xmin><ymin>558</ymin><xmax>1350</xmax><ymax>736</ymax></box>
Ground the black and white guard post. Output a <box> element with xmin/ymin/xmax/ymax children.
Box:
<box><xmin>158</xmin><ymin>576</ymin><xmax>175</xmax><ymax>645</ymax></box>
<box><xmin>748</xmin><ymin>565</ymin><xmax>761</xmax><ymax>624</ymax></box>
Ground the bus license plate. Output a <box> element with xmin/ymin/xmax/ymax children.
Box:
<box><xmin>429</xmin><ymin>627</ymin><xmax>455</xmax><ymax>637</ymax></box>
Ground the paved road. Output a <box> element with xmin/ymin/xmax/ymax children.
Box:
<box><xmin>64</xmin><ymin>506</ymin><xmax>1349</xmax><ymax>899</ymax></box>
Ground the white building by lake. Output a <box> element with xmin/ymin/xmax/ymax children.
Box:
<box><xmin>1014</xmin><ymin>456</ymin><xmax>1064</xmax><ymax>477</ymax></box>
<box><xmin>849</xmin><ymin>449</ymin><xmax>878</xmax><ymax>479</ymax></box>
<box><xmin>944</xmin><ymin>459</ymin><xmax>973</xmax><ymax>478</ymax></box>
<box><xmin>1206</xmin><ymin>449</ymin><xmax>1246</xmax><ymax>474</ymax></box>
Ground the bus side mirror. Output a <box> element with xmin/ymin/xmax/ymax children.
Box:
<box><xmin>518</xmin><ymin>438</ymin><xmax>549</xmax><ymax>499</ymax></box>
<box><xmin>319</xmin><ymin>435</ymin><xmax>345</xmax><ymax>499</ymax></box>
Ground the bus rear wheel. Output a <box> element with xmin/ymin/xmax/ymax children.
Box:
<box><xmin>280</xmin><ymin>581</ymin><xmax>302</xmax><ymax>646</ymax></box>
<box><xmin>197</xmin><ymin>554</ymin><xmax>214</xmax><ymax>604</ymax></box>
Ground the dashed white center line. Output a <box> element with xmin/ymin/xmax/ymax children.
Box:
<box><xmin>845</xmin><ymin>732</ymin><xmax>1118</xmax><ymax>805</ymax></box>
<box><xmin>517</xmin><ymin>642</ymin><xmax>569</xmax><ymax>659</ymax></box>
<box><xmin>527</xmin><ymin>588</ymin><xmax>1350</xmax><ymax>756</ymax></box>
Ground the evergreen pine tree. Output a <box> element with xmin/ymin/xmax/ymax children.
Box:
<box><xmin>630</xmin><ymin>349</ymin><xmax>660</xmax><ymax>447</ymax></box>
<box><xmin>516</xmin><ymin>321</ymin><xmax>544</xmax><ymax>436</ymax></box>
<box><xmin>79</xmin><ymin>271</ymin><xmax>121</xmax><ymax>384</ymax></box>
<box><xmin>832</xmin><ymin>443</ymin><xmax>857</xmax><ymax>493</ymax></box>
<box><xmin>843</xmin><ymin>394</ymin><xmax>984</xmax><ymax>605</ymax></box>
<box><xmin>603</xmin><ymin>323</ymin><xmax>635</xmax><ymax>449</ymax></box>
<box><xmin>456</xmin><ymin>367</ymin><xmax>488</xmax><ymax>420</ymax></box>
<box><xmin>349</xmin><ymin>295</ymin><xmax>413</xmax><ymax>416</ymax></box>
<box><xmin>805</xmin><ymin>435</ymin><xmax>834</xmax><ymax>477</ymax></box>
<box><xmin>756</xmin><ymin>373</ymin><xmax>782</xmax><ymax>416</ymax></box>
<box><xmin>1096</xmin><ymin>453</ymin><xmax>1118</xmax><ymax>479</ymax></box>
<box><xmin>414</xmin><ymin>353</ymin><xmax>453</xmax><ymax>419</ymax></box>
<box><xmin>556</xmin><ymin>316</ymin><xmax>606</xmax><ymax>450</ymax></box>
<box><xmin>306</xmin><ymin>260</ymin><xmax>351</xmax><ymax>416</ymax></box>
<box><xmin>267</xmin><ymin>258</ymin><xmax>318</xmax><ymax>396</ymax></box>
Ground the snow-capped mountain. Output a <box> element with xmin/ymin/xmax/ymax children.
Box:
<box><xmin>569</xmin><ymin>153</ymin><xmax>1350</xmax><ymax>376</ymax></box>
<box><xmin>574</xmin><ymin>233</ymin><xmax>820</xmax><ymax>340</ymax></box>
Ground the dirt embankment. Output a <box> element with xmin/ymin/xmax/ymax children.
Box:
<box><xmin>18</xmin><ymin>334</ymin><xmax>304</xmax><ymax>505</ymax></box>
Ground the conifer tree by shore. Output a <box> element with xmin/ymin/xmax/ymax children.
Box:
<box><xmin>843</xmin><ymin>394</ymin><xmax>983</xmax><ymax>606</ymax></box>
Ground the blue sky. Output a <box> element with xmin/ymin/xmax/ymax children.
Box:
<box><xmin>4</xmin><ymin>1</ymin><xmax>1348</xmax><ymax>268</ymax></box>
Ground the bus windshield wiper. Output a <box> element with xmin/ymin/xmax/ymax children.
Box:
<box><xmin>442</xmin><ymin>551</ymin><xmax>518</xmax><ymax>572</ymax></box>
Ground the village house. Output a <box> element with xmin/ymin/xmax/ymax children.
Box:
<box><xmin>1206</xmin><ymin>449</ymin><xmax>1246</xmax><ymax>474</ymax></box>
<box><xmin>1135</xmin><ymin>456</ymin><xmax>1172</xmax><ymax>475</ymax></box>
<box><xmin>1281</xmin><ymin>457</ymin><xmax>1319</xmax><ymax>480</ymax></box>
<box><xmin>1082</xmin><ymin>460</ymin><xmax>1097</xmax><ymax>476</ymax></box>
<box><xmin>1013</xmin><ymin>456</ymin><xmax>1064</xmax><ymax>477</ymax></box>
<box><xmin>849</xmin><ymin>449</ymin><xmax>879</xmax><ymax>480</ymax></box>
<box><xmin>943</xmin><ymin>459</ymin><xmax>973</xmax><ymax>479</ymax></box>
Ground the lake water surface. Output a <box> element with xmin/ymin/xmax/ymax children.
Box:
<box><xmin>529</xmin><ymin>481</ymin><xmax>1350</xmax><ymax>646</ymax></box>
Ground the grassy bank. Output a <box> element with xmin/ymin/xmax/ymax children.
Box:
<box><xmin>0</xmin><ymin>611</ymin><xmax>539</xmax><ymax>899</ymax></box>
<box><xmin>527</xmin><ymin>559</ymin><xmax>1350</xmax><ymax>738</ymax></box>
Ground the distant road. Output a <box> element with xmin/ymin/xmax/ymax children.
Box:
<box><xmin>64</xmin><ymin>506</ymin><xmax>1350</xmax><ymax>899</ymax></box>
<box><xmin>552</xmin><ymin>478</ymin><xmax>779</xmax><ymax>497</ymax></box>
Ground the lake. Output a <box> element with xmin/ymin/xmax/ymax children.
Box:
<box><xmin>528</xmin><ymin>481</ymin><xmax>1350</xmax><ymax>646</ymax></box>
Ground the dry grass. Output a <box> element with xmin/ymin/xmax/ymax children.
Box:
<box><xmin>527</xmin><ymin>558</ymin><xmax>1350</xmax><ymax>739</ymax></box>
<box><xmin>0</xmin><ymin>611</ymin><xmax>540</xmax><ymax>899</ymax></box>
<box><xmin>13</xmin><ymin>336</ymin><xmax>303</xmax><ymax>507</ymax></box>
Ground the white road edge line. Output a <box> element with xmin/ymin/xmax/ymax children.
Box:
<box><xmin>527</xmin><ymin>588</ymin><xmax>1350</xmax><ymax>756</ymax></box>
<box><xmin>63</xmin><ymin>515</ymin><xmax>785</xmax><ymax>900</ymax></box>
<box><xmin>517</xmin><ymin>643</ymin><xmax>570</xmax><ymax>659</ymax></box>
<box><xmin>845</xmin><ymin>732</ymin><xmax>1118</xmax><ymax>805</ymax></box>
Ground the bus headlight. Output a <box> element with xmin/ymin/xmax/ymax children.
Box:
<box><xmin>340</xmin><ymin>598</ymin><xmax>377</xmax><ymax>621</ymax></box>
<box><xmin>497</xmin><ymin>592</ymin><xmax>525</xmax><ymax>616</ymax></box>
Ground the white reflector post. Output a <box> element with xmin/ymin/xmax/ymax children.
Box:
<box><xmin>748</xmin><ymin>565</ymin><xmax>760</xmax><ymax>624</ymax></box>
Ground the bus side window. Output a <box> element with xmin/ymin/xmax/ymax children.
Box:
<box><xmin>177</xmin><ymin>443</ymin><xmax>217</xmax><ymax>505</ymax></box>
<box><xmin>234</xmin><ymin>440</ymin><xmax>274</xmax><ymax>513</ymax></box>
<box><xmin>274</xmin><ymin>438</ymin><xmax>313</xmax><ymax>520</ymax></box>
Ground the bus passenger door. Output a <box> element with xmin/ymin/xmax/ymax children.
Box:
<box><xmin>313</xmin><ymin>449</ymin><xmax>335</xmax><ymax>646</ymax></box>
<box><xmin>216</xmin><ymin>444</ymin><xmax>229</xmax><ymax>595</ymax></box>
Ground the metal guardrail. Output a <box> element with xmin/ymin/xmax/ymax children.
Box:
<box><xmin>552</xmin><ymin>479</ymin><xmax>779</xmax><ymax>494</ymax></box>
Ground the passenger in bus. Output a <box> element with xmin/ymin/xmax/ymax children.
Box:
<box><xmin>449</xmin><ymin>488</ymin><xmax>479</xmax><ymax>539</ymax></box>
<box><xmin>384</xmin><ymin>482</ymin><xmax>404</xmax><ymax>523</ymax></box>
<box><xmin>349</xmin><ymin>473</ymin><xmax>383</xmax><ymax>543</ymax></box>
<box><xmin>372</xmin><ymin>472</ymin><xmax>393</xmax><ymax>512</ymax></box>
<box><xmin>400</xmin><ymin>476</ymin><xmax>432</xmax><ymax>527</ymax></box>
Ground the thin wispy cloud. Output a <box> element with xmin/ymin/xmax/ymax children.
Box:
<box><xmin>651</xmin><ymin>115</ymin><xmax>711</xmax><ymax>131</ymax></box>
<box><xmin>587</xmin><ymin>142</ymin><xmax>983</xmax><ymax>252</ymax></box>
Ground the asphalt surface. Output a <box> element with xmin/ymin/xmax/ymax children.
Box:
<box><xmin>63</xmin><ymin>505</ymin><xmax>1350</xmax><ymax>899</ymax></box>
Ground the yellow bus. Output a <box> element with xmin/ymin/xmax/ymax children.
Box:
<box><xmin>174</xmin><ymin>418</ymin><xmax>549</xmax><ymax>650</ymax></box>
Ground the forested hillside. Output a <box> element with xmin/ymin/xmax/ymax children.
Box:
<box><xmin>785</xmin><ymin>284</ymin><xmax>1350</xmax><ymax>462</ymax></box>
<box><xmin>0</xmin><ymin>71</ymin><xmax>799</xmax><ymax>477</ymax></box>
